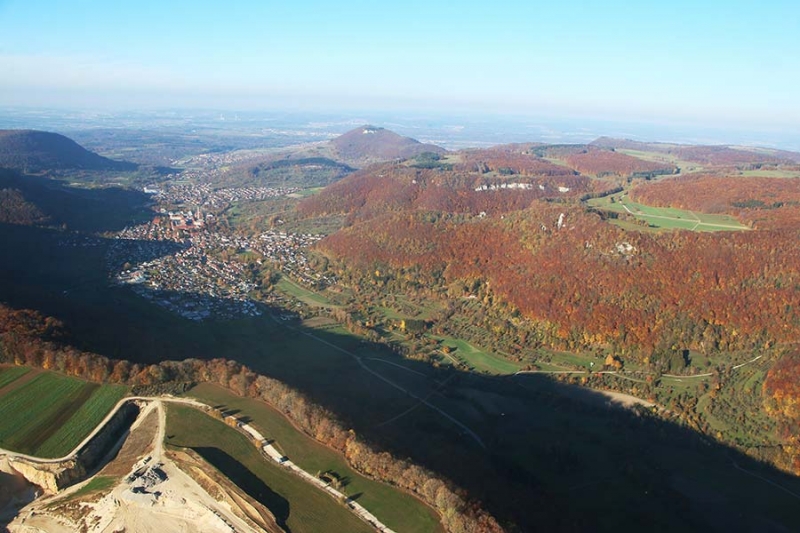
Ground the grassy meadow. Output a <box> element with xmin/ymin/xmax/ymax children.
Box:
<box><xmin>587</xmin><ymin>194</ymin><xmax>749</xmax><ymax>231</ymax></box>
<box><xmin>165</xmin><ymin>403</ymin><xmax>375</xmax><ymax>533</ymax></box>
<box><xmin>186</xmin><ymin>383</ymin><xmax>443</xmax><ymax>533</ymax></box>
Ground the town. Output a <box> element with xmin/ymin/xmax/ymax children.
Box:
<box><xmin>145</xmin><ymin>182</ymin><xmax>301</xmax><ymax>209</ymax></box>
<box><xmin>109</xmin><ymin>183</ymin><xmax>327</xmax><ymax>321</ymax></box>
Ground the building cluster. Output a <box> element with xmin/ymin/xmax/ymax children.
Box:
<box><xmin>110</xmin><ymin>169</ymin><xmax>332</xmax><ymax>321</ymax></box>
<box><xmin>253</xmin><ymin>231</ymin><xmax>336</xmax><ymax>287</ymax></box>
<box><xmin>175</xmin><ymin>149</ymin><xmax>267</xmax><ymax>170</ymax></box>
<box><xmin>167</xmin><ymin>209</ymin><xmax>205</xmax><ymax>230</ymax></box>
<box><xmin>108</xmin><ymin>218</ymin><xmax>329</xmax><ymax>321</ymax></box>
<box><xmin>474</xmin><ymin>182</ymin><xmax>535</xmax><ymax>192</ymax></box>
<box><xmin>147</xmin><ymin>183</ymin><xmax>300</xmax><ymax>210</ymax></box>
<box><xmin>123</xmin><ymin>244</ymin><xmax>260</xmax><ymax>321</ymax></box>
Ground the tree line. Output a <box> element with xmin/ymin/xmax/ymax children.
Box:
<box><xmin>0</xmin><ymin>303</ymin><xmax>502</xmax><ymax>533</ymax></box>
<box><xmin>763</xmin><ymin>349</ymin><xmax>800</xmax><ymax>475</ymax></box>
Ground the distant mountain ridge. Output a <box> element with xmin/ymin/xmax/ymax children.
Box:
<box><xmin>330</xmin><ymin>125</ymin><xmax>446</xmax><ymax>164</ymax></box>
<box><xmin>590</xmin><ymin>136</ymin><xmax>798</xmax><ymax>165</ymax></box>
<box><xmin>0</xmin><ymin>130</ymin><xmax>138</xmax><ymax>172</ymax></box>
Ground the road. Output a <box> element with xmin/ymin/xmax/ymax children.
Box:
<box><xmin>4</xmin><ymin>395</ymin><xmax>399</xmax><ymax>532</ymax></box>
<box><xmin>516</xmin><ymin>353</ymin><xmax>765</xmax><ymax>383</ymax></box>
<box><xmin>0</xmin><ymin>396</ymin><xmax>206</xmax><ymax>464</ymax></box>
<box><xmin>271</xmin><ymin>314</ymin><xmax>486</xmax><ymax>448</ymax></box>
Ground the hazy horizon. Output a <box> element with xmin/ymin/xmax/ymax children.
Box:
<box><xmin>2</xmin><ymin>105</ymin><xmax>800</xmax><ymax>153</ymax></box>
<box><xmin>1</xmin><ymin>0</ymin><xmax>798</xmax><ymax>138</ymax></box>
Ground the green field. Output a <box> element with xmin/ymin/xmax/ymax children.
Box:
<box><xmin>35</xmin><ymin>384</ymin><xmax>129</xmax><ymax>458</ymax></box>
<box><xmin>0</xmin><ymin>371</ymin><xmax>128</xmax><ymax>458</ymax></box>
<box><xmin>165</xmin><ymin>403</ymin><xmax>375</xmax><ymax>533</ymax></box>
<box><xmin>0</xmin><ymin>366</ymin><xmax>30</xmax><ymax>390</ymax></box>
<box><xmin>431</xmin><ymin>335</ymin><xmax>522</xmax><ymax>374</ymax></box>
<box><xmin>186</xmin><ymin>383</ymin><xmax>443</xmax><ymax>533</ymax></box>
<box><xmin>275</xmin><ymin>277</ymin><xmax>337</xmax><ymax>308</ymax></box>
<box><xmin>588</xmin><ymin>194</ymin><xmax>749</xmax><ymax>232</ymax></box>
<box><xmin>61</xmin><ymin>475</ymin><xmax>117</xmax><ymax>502</ymax></box>
<box><xmin>295</xmin><ymin>187</ymin><xmax>325</xmax><ymax>197</ymax></box>
<box><xmin>546</xmin><ymin>350</ymin><xmax>605</xmax><ymax>370</ymax></box>
<box><xmin>737</xmin><ymin>169</ymin><xmax>800</xmax><ymax>178</ymax></box>
<box><xmin>617</xmin><ymin>149</ymin><xmax>703</xmax><ymax>173</ymax></box>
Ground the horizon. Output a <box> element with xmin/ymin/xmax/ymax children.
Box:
<box><xmin>1</xmin><ymin>0</ymin><xmax>799</xmax><ymax>141</ymax></box>
<box><xmin>2</xmin><ymin>105</ymin><xmax>800</xmax><ymax>153</ymax></box>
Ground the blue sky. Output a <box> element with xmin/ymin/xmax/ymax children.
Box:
<box><xmin>0</xmin><ymin>0</ymin><xmax>798</xmax><ymax>129</ymax></box>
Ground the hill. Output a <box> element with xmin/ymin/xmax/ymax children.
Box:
<box><xmin>563</xmin><ymin>147</ymin><xmax>677</xmax><ymax>178</ymax></box>
<box><xmin>298</xmin><ymin>136</ymin><xmax>800</xmax><ymax>357</ymax></box>
<box><xmin>0</xmin><ymin>168</ymin><xmax>151</xmax><ymax>232</ymax></box>
<box><xmin>216</xmin><ymin>156</ymin><xmax>355</xmax><ymax>188</ymax></box>
<box><xmin>330</xmin><ymin>125</ymin><xmax>446</xmax><ymax>164</ymax></box>
<box><xmin>590</xmin><ymin>136</ymin><xmax>794</xmax><ymax>167</ymax></box>
<box><xmin>0</xmin><ymin>130</ymin><xmax>138</xmax><ymax>173</ymax></box>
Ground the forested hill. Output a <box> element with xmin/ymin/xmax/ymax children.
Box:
<box><xmin>300</xmin><ymin>141</ymin><xmax>800</xmax><ymax>357</ymax></box>
<box><xmin>0</xmin><ymin>168</ymin><xmax>150</xmax><ymax>231</ymax></box>
<box><xmin>590</xmin><ymin>136</ymin><xmax>797</xmax><ymax>165</ymax></box>
<box><xmin>0</xmin><ymin>129</ymin><xmax>138</xmax><ymax>172</ymax></box>
<box><xmin>330</xmin><ymin>125</ymin><xmax>446</xmax><ymax>164</ymax></box>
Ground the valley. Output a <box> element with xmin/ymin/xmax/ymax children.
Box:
<box><xmin>1</xmin><ymin>124</ymin><xmax>800</xmax><ymax>531</ymax></box>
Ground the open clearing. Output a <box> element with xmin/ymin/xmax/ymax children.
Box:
<box><xmin>0</xmin><ymin>371</ymin><xmax>127</xmax><ymax>458</ymax></box>
<box><xmin>275</xmin><ymin>276</ymin><xmax>338</xmax><ymax>308</ymax></box>
<box><xmin>737</xmin><ymin>169</ymin><xmax>800</xmax><ymax>178</ymax></box>
<box><xmin>165</xmin><ymin>403</ymin><xmax>375</xmax><ymax>533</ymax></box>
<box><xmin>431</xmin><ymin>335</ymin><xmax>522</xmax><ymax>374</ymax></box>
<box><xmin>186</xmin><ymin>383</ymin><xmax>442</xmax><ymax>533</ymax></box>
<box><xmin>588</xmin><ymin>194</ymin><xmax>749</xmax><ymax>232</ymax></box>
<box><xmin>617</xmin><ymin>149</ymin><xmax>703</xmax><ymax>174</ymax></box>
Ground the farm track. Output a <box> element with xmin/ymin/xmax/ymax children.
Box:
<box><xmin>269</xmin><ymin>312</ymin><xmax>487</xmax><ymax>449</ymax></box>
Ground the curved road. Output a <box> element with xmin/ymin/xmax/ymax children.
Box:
<box><xmin>0</xmin><ymin>396</ymin><xmax>206</xmax><ymax>464</ymax></box>
<box><xmin>2</xmin><ymin>395</ymin><xmax>400</xmax><ymax>533</ymax></box>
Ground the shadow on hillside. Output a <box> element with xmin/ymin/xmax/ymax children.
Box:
<box><xmin>194</xmin><ymin>447</ymin><xmax>291</xmax><ymax>532</ymax></box>
<box><xmin>0</xmin><ymin>471</ymin><xmax>38</xmax><ymax>526</ymax></box>
<box><xmin>187</xmin><ymin>324</ymin><xmax>800</xmax><ymax>533</ymax></box>
<box><xmin>2</xmin><ymin>221</ymin><xmax>799</xmax><ymax>531</ymax></box>
<box><xmin>0</xmin><ymin>170</ymin><xmax>152</xmax><ymax>233</ymax></box>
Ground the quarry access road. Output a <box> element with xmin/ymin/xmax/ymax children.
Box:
<box><xmin>0</xmin><ymin>396</ymin><xmax>206</xmax><ymax>464</ymax></box>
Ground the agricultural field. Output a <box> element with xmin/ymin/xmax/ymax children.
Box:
<box><xmin>737</xmin><ymin>169</ymin><xmax>800</xmax><ymax>178</ymax></box>
<box><xmin>543</xmin><ymin>350</ymin><xmax>605</xmax><ymax>370</ymax></box>
<box><xmin>587</xmin><ymin>194</ymin><xmax>749</xmax><ymax>231</ymax></box>
<box><xmin>0</xmin><ymin>369</ymin><xmax>128</xmax><ymax>458</ymax></box>
<box><xmin>616</xmin><ymin>149</ymin><xmax>703</xmax><ymax>174</ymax></box>
<box><xmin>0</xmin><ymin>366</ymin><xmax>31</xmax><ymax>390</ymax></box>
<box><xmin>186</xmin><ymin>383</ymin><xmax>443</xmax><ymax>533</ymax></box>
<box><xmin>431</xmin><ymin>335</ymin><xmax>522</xmax><ymax>374</ymax></box>
<box><xmin>34</xmin><ymin>385</ymin><xmax>129</xmax><ymax>458</ymax></box>
<box><xmin>275</xmin><ymin>277</ymin><xmax>337</xmax><ymax>308</ymax></box>
<box><xmin>165</xmin><ymin>403</ymin><xmax>376</xmax><ymax>533</ymax></box>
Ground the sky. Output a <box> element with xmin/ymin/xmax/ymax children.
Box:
<box><xmin>0</xmin><ymin>0</ymin><xmax>799</xmax><ymax>131</ymax></box>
